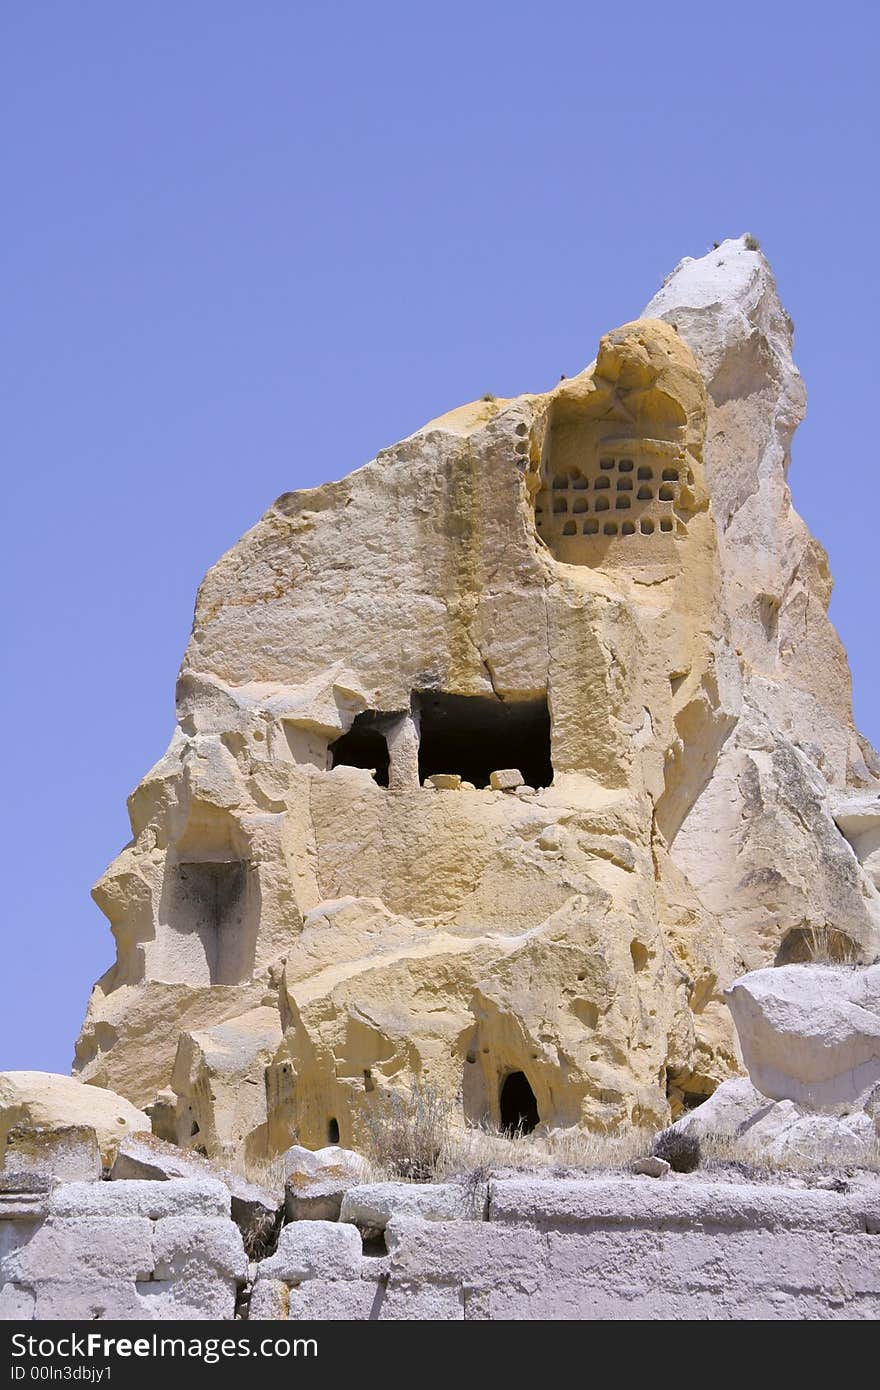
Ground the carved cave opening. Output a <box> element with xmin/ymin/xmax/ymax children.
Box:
<box><xmin>327</xmin><ymin>1117</ymin><xmax>340</xmax><ymax>1144</ymax></box>
<box><xmin>499</xmin><ymin>1070</ymin><xmax>540</xmax><ymax>1136</ymax></box>
<box><xmin>329</xmin><ymin>711</ymin><xmax>391</xmax><ymax>786</ymax></box>
<box><xmin>170</xmin><ymin>859</ymin><xmax>257</xmax><ymax>986</ymax></box>
<box><xmin>775</xmin><ymin>925</ymin><xmax>858</xmax><ymax>966</ymax></box>
<box><xmin>415</xmin><ymin>692</ymin><xmax>553</xmax><ymax>789</ymax></box>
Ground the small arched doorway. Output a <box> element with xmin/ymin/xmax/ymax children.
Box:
<box><xmin>499</xmin><ymin>1071</ymin><xmax>539</xmax><ymax>1136</ymax></box>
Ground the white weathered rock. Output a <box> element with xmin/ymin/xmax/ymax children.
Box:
<box><xmin>248</xmin><ymin>1276</ymin><xmax>290</xmax><ymax>1319</ymax></box>
<box><xmin>282</xmin><ymin>1143</ymin><xmax>368</xmax><ymax>1221</ymax></box>
<box><xmin>485</xmin><ymin>1176</ymin><xmax>876</xmax><ymax>1233</ymax></box>
<box><xmin>340</xmin><ymin>1181</ymin><xmax>487</xmax><ymax>1232</ymax></box>
<box><xmin>49</xmin><ymin>1176</ymin><xmax>230</xmax><ymax>1220</ymax></box>
<box><xmin>833</xmin><ymin>795</ymin><xmax>880</xmax><ymax>889</ymax></box>
<box><xmin>672</xmin><ymin>1077</ymin><xmax>769</xmax><ymax>1140</ymax></box>
<box><xmin>285</xmin><ymin>1277</ymin><xmax>383</xmax><ymax>1320</ymax></box>
<box><xmin>737</xmin><ymin>1103</ymin><xmax>879</xmax><ymax>1167</ymax></box>
<box><xmin>631</xmin><ymin>1156</ymin><xmax>671</xmax><ymax>1178</ymax></box>
<box><xmin>152</xmin><ymin>1213</ymin><xmax>247</xmax><ymax>1285</ymax></box>
<box><xmin>1</xmin><ymin>1187</ymin><xmax>249</xmax><ymax>1321</ymax></box>
<box><xmin>1</xmin><ymin>1126</ymin><xmax>102</xmax><ymax>1186</ymax></box>
<box><xmin>284</xmin><ymin>1176</ymin><xmax>348</xmax><ymax>1223</ymax></box>
<box><xmin>0</xmin><ymin>1073</ymin><xmax>149</xmax><ymax>1165</ymax></box>
<box><xmin>281</xmin><ymin>1143</ymin><xmax>367</xmax><ymax>1181</ymax></box>
<box><xmin>725</xmin><ymin>963</ymin><xmax>880</xmax><ymax>1110</ymax></box>
<box><xmin>0</xmin><ymin>1283</ymin><xmax>35</xmax><ymax>1319</ymax></box>
<box><xmin>647</xmin><ymin>240</ymin><xmax>880</xmax><ymax>976</ymax></box>
<box><xmin>2</xmin><ymin>1216</ymin><xmax>154</xmax><ymax>1285</ymax></box>
<box><xmin>259</xmin><ymin>1219</ymin><xmax>363</xmax><ymax>1283</ymax></box>
<box><xmin>489</xmin><ymin>769</ymin><xmax>524</xmax><ymax>792</ymax></box>
<box><xmin>110</xmin><ymin>1133</ymin><xmax>279</xmax><ymax>1249</ymax></box>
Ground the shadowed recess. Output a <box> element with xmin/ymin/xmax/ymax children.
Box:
<box><xmin>415</xmin><ymin>693</ymin><xmax>553</xmax><ymax>789</ymax></box>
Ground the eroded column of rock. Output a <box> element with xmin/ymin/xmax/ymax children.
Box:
<box><xmin>74</xmin><ymin>237</ymin><xmax>880</xmax><ymax>1158</ymax></box>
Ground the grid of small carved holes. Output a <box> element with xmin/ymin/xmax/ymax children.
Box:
<box><xmin>535</xmin><ymin>455</ymin><xmax>690</xmax><ymax>541</ymax></box>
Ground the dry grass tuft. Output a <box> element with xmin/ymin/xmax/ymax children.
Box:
<box><xmin>803</xmin><ymin>924</ymin><xmax>862</xmax><ymax>966</ymax></box>
<box><xmin>652</xmin><ymin>1128</ymin><xmax>701</xmax><ymax>1173</ymax></box>
<box><xmin>699</xmin><ymin>1130</ymin><xmax>880</xmax><ymax>1177</ymax></box>
<box><xmin>360</xmin><ymin>1082</ymin><xmax>453</xmax><ymax>1181</ymax></box>
<box><xmin>437</xmin><ymin>1123</ymin><xmax>651</xmax><ymax>1180</ymax></box>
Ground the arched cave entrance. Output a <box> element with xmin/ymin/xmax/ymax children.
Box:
<box><xmin>499</xmin><ymin>1071</ymin><xmax>540</xmax><ymax>1136</ymax></box>
<box><xmin>775</xmin><ymin>925</ymin><xmax>857</xmax><ymax>966</ymax></box>
<box><xmin>329</xmin><ymin>712</ymin><xmax>391</xmax><ymax>786</ymax></box>
<box><xmin>327</xmin><ymin>1117</ymin><xmax>340</xmax><ymax>1144</ymax></box>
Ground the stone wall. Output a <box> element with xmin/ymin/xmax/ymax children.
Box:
<box><xmin>4</xmin><ymin>1175</ymin><xmax>878</xmax><ymax>1321</ymax></box>
<box><xmin>0</xmin><ymin>1178</ymin><xmax>246</xmax><ymax>1320</ymax></box>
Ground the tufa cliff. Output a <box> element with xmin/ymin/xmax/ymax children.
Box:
<box><xmin>73</xmin><ymin>237</ymin><xmax>880</xmax><ymax>1163</ymax></box>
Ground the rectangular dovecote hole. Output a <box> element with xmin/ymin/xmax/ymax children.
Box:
<box><xmin>659</xmin><ymin>485</ymin><xmax>675</xmax><ymax>502</ymax></box>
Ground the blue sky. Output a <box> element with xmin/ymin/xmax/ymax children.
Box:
<box><xmin>2</xmin><ymin>2</ymin><xmax>878</xmax><ymax>1073</ymax></box>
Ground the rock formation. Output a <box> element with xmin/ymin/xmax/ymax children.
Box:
<box><xmin>72</xmin><ymin>237</ymin><xmax>880</xmax><ymax>1163</ymax></box>
<box><xmin>675</xmin><ymin>963</ymin><xmax>880</xmax><ymax>1167</ymax></box>
<box><xmin>0</xmin><ymin>1073</ymin><xmax>149</xmax><ymax>1166</ymax></box>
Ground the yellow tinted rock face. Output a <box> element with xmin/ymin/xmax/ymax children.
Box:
<box><xmin>0</xmin><ymin>1072</ymin><xmax>149</xmax><ymax>1165</ymax></box>
<box><xmin>74</xmin><ymin>239</ymin><xmax>880</xmax><ymax>1158</ymax></box>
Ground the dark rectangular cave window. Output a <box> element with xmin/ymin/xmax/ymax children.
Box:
<box><xmin>415</xmin><ymin>692</ymin><xmax>553</xmax><ymax>790</ymax></box>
